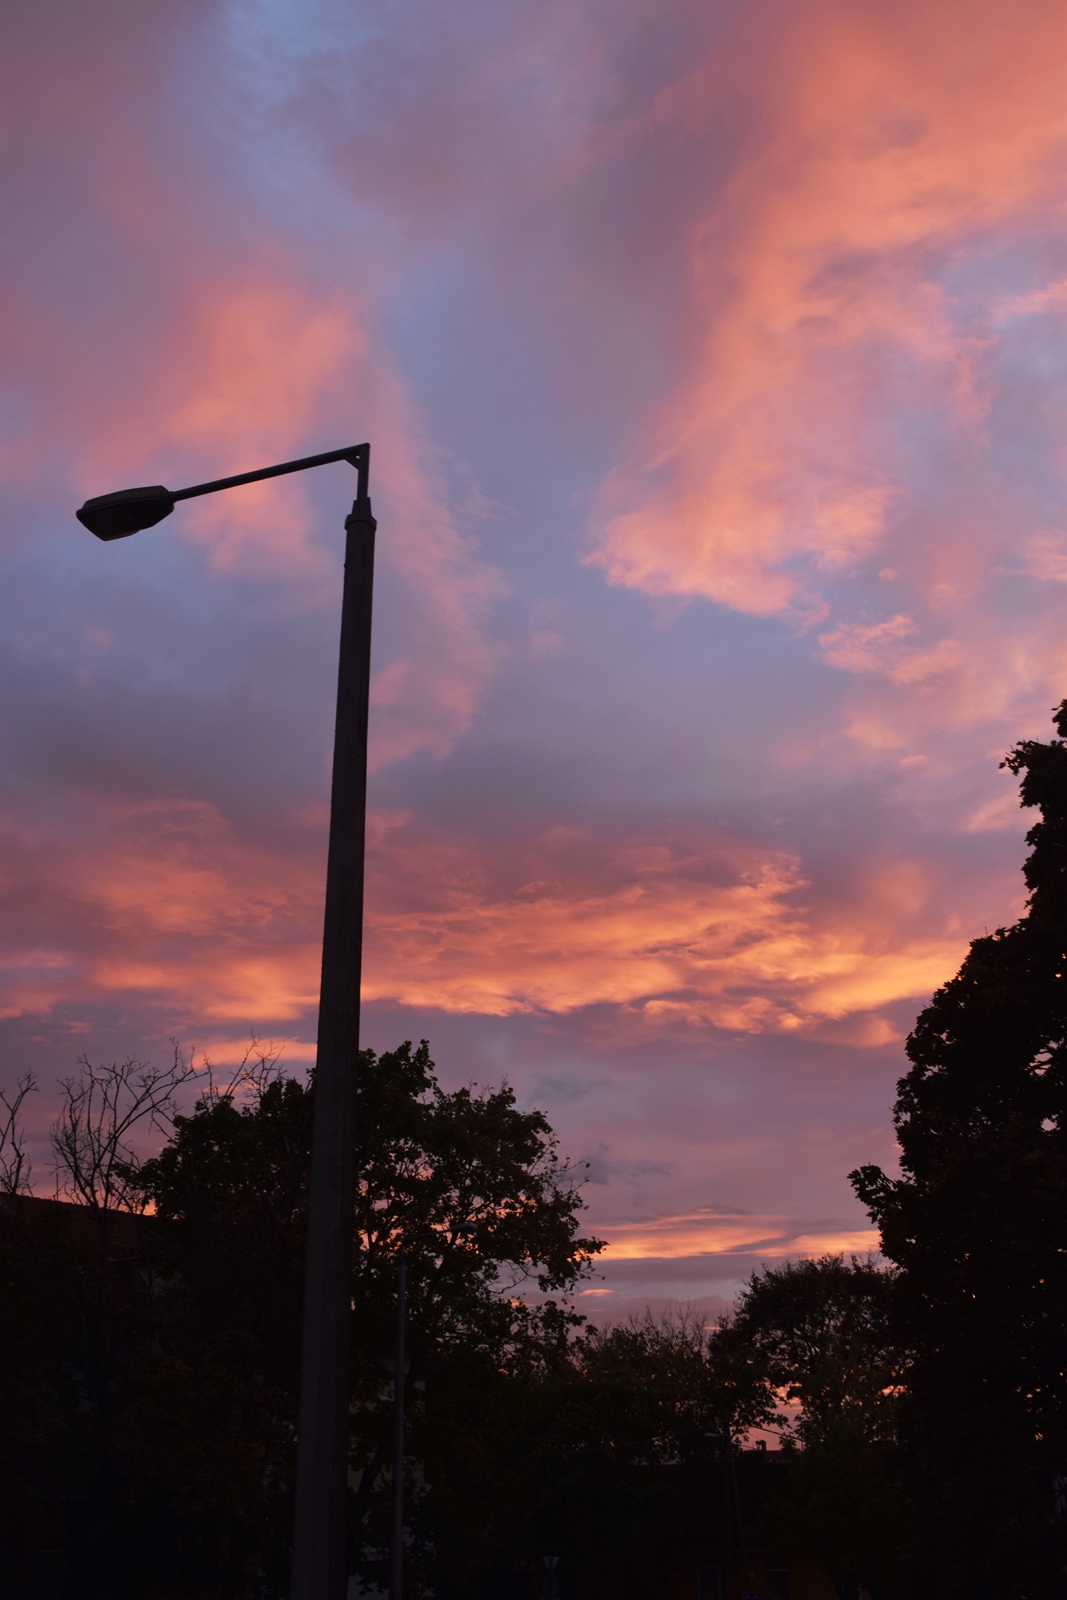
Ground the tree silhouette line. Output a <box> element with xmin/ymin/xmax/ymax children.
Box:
<box><xmin>1</xmin><ymin>705</ymin><xmax>1065</xmax><ymax>1599</ymax></box>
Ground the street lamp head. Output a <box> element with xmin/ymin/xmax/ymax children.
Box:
<box><xmin>76</xmin><ymin>485</ymin><xmax>175</xmax><ymax>541</ymax></box>
<box><xmin>77</xmin><ymin>446</ymin><xmax>369</xmax><ymax>543</ymax></box>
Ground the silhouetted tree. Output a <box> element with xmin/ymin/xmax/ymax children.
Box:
<box><xmin>721</xmin><ymin>1256</ymin><xmax>907</xmax><ymax>1599</ymax></box>
<box><xmin>130</xmin><ymin>1039</ymin><xmax>602</xmax><ymax>1595</ymax></box>
<box><xmin>0</xmin><ymin>1070</ymin><xmax>36</xmax><ymax>1193</ymax></box>
<box><xmin>852</xmin><ymin>701</ymin><xmax>1067</xmax><ymax>1596</ymax></box>
<box><xmin>417</xmin><ymin>1306</ymin><xmax>775</xmax><ymax>1600</ymax></box>
<box><xmin>0</xmin><ymin>1041</ymin><xmax>602</xmax><ymax>1598</ymax></box>
<box><xmin>51</xmin><ymin>1044</ymin><xmax>197</xmax><ymax>1246</ymax></box>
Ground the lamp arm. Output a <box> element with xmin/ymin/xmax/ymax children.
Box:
<box><xmin>171</xmin><ymin>443</ymin><xmax>369</xmax><ymax>504</ymax></box>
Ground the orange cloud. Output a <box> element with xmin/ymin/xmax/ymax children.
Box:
<box><xmin>596</xmin><ymin>1207</ymin><xmax>879</xmax><ymax>1262</ymax></box>
<box><xmin>362</xmin><ymin>815</ymin><xmax>965</xmax><ymax>1029</ymax></box>
<box><xmin>589</xmin><ymin>0</ymin><xmax>1066</xmax><ymax>617</ymax></box>
<box><xmin>0</xmin><ymin>799</ymin><xmax>323</xmax><ymax>1025</ymax></box>
<box><xmin>0</xmin><ymin>802</ymin><xmax>966</xmax><ymax>1036</ymax></box>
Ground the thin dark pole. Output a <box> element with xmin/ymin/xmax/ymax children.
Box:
<box><xmin>721</xmin><ymin>1440</ymin><xmax>733</xmax><ymax>1571</ymax></box>
<box><xmin>290</xmin><ymin>463</ymin><xmax>376</xmax><ymax>1600</ymax></box>
<box><xmin>392</xmin><ymin>1248</ymin><xmax>407</xmax><ymax>1600</ymax></box>
<box><xmin>726</xmin><ymin>1434</ymin><xmax>745</xmax><ymax>1567</ymax></box>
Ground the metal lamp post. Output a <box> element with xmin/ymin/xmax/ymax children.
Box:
<box><xmin>77</xmin><ymin>444</ymin><xmax>376</xmax><ymax>1599</ymax></box>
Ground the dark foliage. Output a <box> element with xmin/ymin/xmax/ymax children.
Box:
<box><xmin>722</xmin><ymin>1256</ymin><xmax>907</xmax><ymax>1599</ymax></box>
<box><xmin>416</xmin><ymin>1306</ymin><xmax>775</xmax><ymax>1600</ymax></box>
<box><xmin>0</xmin><ymin>1042</ymin><xmax>602</xmax><ymax>1598</ymax></box>
<box><xmin>851</xmin><ymin>702</ymin><xmax>1067</xmax><ymax>1596</ymax></box>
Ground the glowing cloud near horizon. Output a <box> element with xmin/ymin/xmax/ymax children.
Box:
<box><xmin>595</xmin><ymin>1207</ymin><xmax>879</xmax><ymax>1264</ymax></box>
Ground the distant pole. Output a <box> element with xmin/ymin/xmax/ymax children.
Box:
<box><xmin>392</xmin><ymin>1246</ymin><xmax>407</xmax><ymax>1599</ymax></box>
<box><xmin>290</xmin><ymin>462</ymin><xmax>376</xmax><ymax>1599</ymax></box>
<box><xmin>726</xmin><ymin>1433</ymin><xmax>745</xmax><ymax>1563</ymax></box>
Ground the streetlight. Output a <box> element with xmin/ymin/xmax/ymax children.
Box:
<box><xmin>389</xmin><ymin>1223</ymin><xmax>475</xmax><ymax>1600</ymax></box>
<box><xmin>77</xmin><ymin>444</ymin><xmax>376</xmax><ymax>1600</ymax></box>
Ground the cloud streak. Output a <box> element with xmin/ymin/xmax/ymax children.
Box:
<box><xmin>596</xmin><ymin>1207</ymin><xmax>879</xmax><ymax>1263</ymax></box>
<box><xmin>0</xmin><ymin>803</ymin><xmax>966</xmax><ymax>1037</ymax></box>
<box><xmin>363</xmin><ymin>815</ymin><xmax>965</xmax><ymax>1031</ymax></box>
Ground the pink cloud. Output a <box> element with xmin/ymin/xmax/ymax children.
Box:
<box><xmin>818</xmin><ymin>614</ymin><xmax>963</xmax><ymax>686</ymax></box>
<box><xmin>0</xmin><ymin>798</ymin><xmax>323</xmax><ymax>1025</ymax></box>
<box><xmin>361</xmin><ymin>815</ymin><xmax>967</xmax><ymax>1030</ymax></box>
<box><xmin>0</xmin><ymin>797</ymin><xmax>970</xmax><ymax>1039</ymax></box>
<box><xmin>588</xmin><ymin>0</ymin><xmax>1065</xmax><ymax>628</ymax></box>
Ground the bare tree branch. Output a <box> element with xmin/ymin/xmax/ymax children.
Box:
<box><xmin>51</xmin><ymin>1043</ymin><xmax>198</xmax><ymax>1231</ymax></box>
<box><xmin>0</xmin><ymin>1071</ymin><xmax>37</xmax><ymax>1195</ymax></box>
<box><xmin>198</xmin><ymin>1033</ymin><xmax>286</xmax><ymax>1109</ymax></box>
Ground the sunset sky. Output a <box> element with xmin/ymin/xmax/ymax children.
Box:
<box><xmin>1</xmin><ymin>0</ymin><xmax>1064</xmax><ymax>1318</ymax></box>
